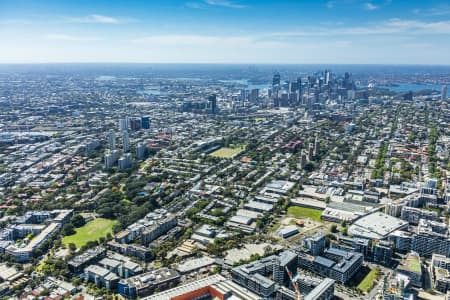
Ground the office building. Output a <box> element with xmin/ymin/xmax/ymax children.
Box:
<box><xmin>373</xmin><ymin>240</ymin><xmax>394</xmax><ymax>266</ymax></box>
<box><xmin>119</xmin><ymin>118</ymin><xmax>128</xmax><ymax>131</ymax></box>
<box><xmin>348</xmin><ymin>212</ymin><xmax>408</xmax><ymax>240</ymax></box>
<box><xmin>108</xmin><ymin>129</ymin><xmax>116</xmax><ymax>150</ymax></box>
<box><xmin>397</xmin><ymin>252</ymin><xmax>422</xmax><ymax>288</ymax></box>
<box><xmin>143</xmin><ymin>274</ymin><xmax>260</xmax><ymax>300</ymax></box>
<box><xmin>314</xmin><ymin>135</ymin><xmax>320</xmax><ymax>157</ymax></box>
<box><xmin>304</xmin><ymin>278</ymin><xmax>335</xmax><ymax>300</ymax></box>
<box><xmin>84</xmin><ymin>139</ymin><xmax>100</xmax><ymax>153</ymax></box>
<box><xmin>122</xmin><ymin>131</ymin><xmax>130</xmax><ymax>152</ymax></box>
<box><xmin>209</xmin><ymin>94</ymin><xmax>218</xmax><ymax>114</ymax></box>
<box><xmin>104</xmin><ymin>150</ymin><xmax>120</xmax><ymax>169</ymax></box>
<box><xmin>68</xmin><ymin>246</ymin><xmax>106</xmax><ymax>273</ymax></box>
<box><xmin>130</xmin><ymin>118</ymin><xmax>142</xmax><ymax>131</ymax></box>
<box><xmin>118</xmin><ymin>268</ymin><xmax>180</xmax><ymax>299</ymax></box>
<box><xmin>141</xmin><ymin>116</ymin><xmax>150</xmax><ymax>129</ymax></box>
<box><xmin>249</xmin><ymin>89</ymin><xmax>259</xmax><ymax>102</ymax></box>
<box><xmin>84</xmin><ymin>265</ymin><xmax>120</xmax><ymax>290</ymax></box>
<box><xmin>297</xmin><ymin>247</ymin><xmax>363</xmax><ymax>284</ymax></box>
<box><xmin>136</xmin><ymin>142</ymin><xmax>147</xmax><ymax>160</ymax></box>
<box><xmin>118</xmin><ymin>153</ymin><xmax>132</xmax><ymax>170</ymax></box>
<box><xmin>6</xmin><ymin>222</ymin><xmax>61</xmax><ymax>262</ymax></box>
<box><xmin>443</xmin><ymin>85</ymin><xmax>448</xmax><ymax>101</ymax></box>
<box><xmin>273</xmin><ymin>250</ymin><xmax>298</xmax><ymax>285</ymax></box>
<box><xmin>273</xmin><ymin>73</ymin><xmax>281</xmax><ymax>86</ymax></box>
<box><xmin>304</xmin><ymin>233</ymin><xmax>326</xmax><ymax>256</ymax></box>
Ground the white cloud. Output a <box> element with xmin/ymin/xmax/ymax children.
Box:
<box><xmin>64</xmin><ymin>14</ymin><xmax>132</xmax><ymax>24</ymax></box>
<box><xmin>413</xmin><ymin>5</ymin><xmax>450</xmax><ymax>16</ymax></box>
<box><xmin>267</xmin><ymin>18</ymin><xmax>450</xmax><ymax>37</ymax></box>
<box><xmin>326</xmin><ymin>1</ymin><xmax>335</xmax><ymax>9</ymax></box>
<box><xmin>45</xmin><ymin>34</ymin><xmax>99</xmax><ymax>41</ymax></box>
<box><xmin>185</xmin><ymin>2</ymin><xmax>204</xmax><ymax>9</ymax></box>
<box><xmin>204</xmin><ymin>0</ymin><xmax>246</xmax><ymax>8</ymax></box>
<box><xmin>364</xmin><ymin>3</ymin><xmax>379</xmax><ymax>10</ymax></box>
<box><xmin>132</xmin><ymin>35</ymin><xmax>252</xmax><ymax>46</ymax></box>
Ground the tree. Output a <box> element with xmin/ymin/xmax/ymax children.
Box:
<box><xmin>62</xmin><ymin>223</ymin><xmax>75</xmax><ymax>236</ymax></box>
<box><xmin>330</xmin><ymin>225</ymin><xmax>338</xmax><ymax>233</ymax></box>
<box><xmin>71</xmin><ymin>215</ymin><xmax>86</xmax><ymax>228</ymax></box>
<box><xmin>342</xmin><ymin>228</ymin><xmax>348</xmax><ymax>236</ymax></box>
<box><xmin>304</xmin><ymin>162</ymin><xmax>315</xmax><ymax>172</ymax></box>
<box><xmin>68</xmin><ymin>243</ymin><xmax>77</xmax><ymax>252</ymax></box>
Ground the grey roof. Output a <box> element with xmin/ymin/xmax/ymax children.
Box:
<box><xmin>305</xmin><ymin>278</ymin><xmax>335</xmax><ymax>300</ymax></box>
<box><xmin>278</xmin><ymin>250</ymin><xmax>298</xmax><ymax>267</ymax></box>
<box><xmin>314</xmin><ymin>256</ymin><xmax>335</xmax><ymax>268</ymax></box>
<box><xmin>252</xmin><ymin>273</ymin><xmax>275</xmax><ymax>288</ymax></box>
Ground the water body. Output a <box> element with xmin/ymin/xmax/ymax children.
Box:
<box><xmin>378</xmin><ymin>83</ymin><xmax>443</xmax><ymax>93</ymax></box>
<box><xmin>218</xmin><ymin>79</ymin><xmax>270</xmax><ymax>90</ymax></box>
<box><xmin>96</xmin><ymin>75</ymin><xmax>116</xmax><ymax>81</ymax></box>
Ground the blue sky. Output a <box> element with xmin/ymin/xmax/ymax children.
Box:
<box><xmin>1</xmin><ymin>0</ymin><xmax>450</xmax><ymax>64</ymax></box>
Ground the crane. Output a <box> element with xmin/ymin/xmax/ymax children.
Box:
<box><xmin>285</xmin><ymin>266</ymin><xmax>302</xmax><ymax>300</ymax></box>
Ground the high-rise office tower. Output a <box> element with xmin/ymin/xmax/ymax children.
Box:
<box><xmin>297</xmin><ymin>77</ymin><xmax>303</xmax><ymax>103</ymax></box>
<box><xmin>136</xmin><ymin>142</ymin><xmax>147</xmax><ymax>160</ymax></box>
<box><xmin>141</xmin><ymin>116</ymin><xmax>150</xmax><ymax>129</ymax></box>
<box><xmin>314</xmin><ymin>135</ymin><xmax>320</xmax><ymax>157</ymax></box>
<box><xmin>273</xmin><ymin>73</ymin><xmax>281</xmax><ymax>86</ymax></box>
<box><xmin>130</xmin><ymin>118</ymin><xmax>142</xmax><ymax>131</ymax></box>
<box><xmin>118</xmin><ymin>153</ymin><xmax>132</xmax><ymax>170</ymax></box>
<box><xmin>122</xmin><ymin>131</ymin><xmax>130</xmax><ymax>152</ymax></box>
<box><xmin>209</xmin><ymin>94</ymin><xmax>218</xmax><ymax>114</ymax></box>
<box><xmin>290</xmin><ymin>81</ymin><xmax>298</xmax><ymax>93</ymax></box>
<box><xmin>308</xmin><ymin>143</ymin><xmax>314</xmax><ymax>161</ymax></box>
<box><xmin>119</xmin><ymin>118</ymin><xmax>128</xmax><ymax>131</ymax></box>
<box><xmin>108</xmin><ymin>129</ymin><xmax>116</xmax><ymax>150</ymax></box>
<box><xmin>104</xmin><ymin>149</ymin><xmax>119</xmax><ymax>169</ymax></box>
<box><xmin>325</xmin><ymin>70</ymin><xmax>331</xmax><ymax>85</ymax></box>
<box><xmin>249</xmin><ymin>89</ymin><xmax>259</xmax><ymax>102</ymax></box>
<box><xmin>442</xmin><ymin>85</ymin><xmax>448</xmax><ymax>101</ymax></box>
<box><xmin>240</xmin><ymin>89</ymin><xmax>247</xmax><ymax>101</ymax></box>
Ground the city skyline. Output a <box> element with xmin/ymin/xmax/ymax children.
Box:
<box><xmin>2</xmin><ymin>0</ymin><xmax>450</xmax><ymax>64</ymax></box>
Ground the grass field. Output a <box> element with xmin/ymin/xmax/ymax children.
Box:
<box><xmin>210</xmin><ymin>145</ymin><xmax>246</xmax><ymax>158</ymax></box>
<box><xmin>287</xmin><ymin>206</ymin><xmax>323</xmax><ymax>222</ymax></box>
<box><xmin>357</xmin><ymin>268</ymin><xmax>378</xmax><ymax>293</ymax></box>
<box><xmin>62</xmin><ymin>218</ymin><xmax>117</xmax><ymax>248</ymax></box>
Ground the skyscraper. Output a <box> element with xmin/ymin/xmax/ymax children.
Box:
<box><xmin>314</xmin><ymin>134</ymin><xmax>320</xmax><ymax>157</ymax></box>
<box><xmin>108</xmin><ymin>129</ymin><xmax>116</xmax><ymax>150</ymax></box>
<box><xmin>122</xmin><ymin>131</ymin><xmax>130</xmax><ymax>152</ymax></box>
<box><xmin>325</xmin><ymin>70</ymin><xmax>331</xmax><ymax>85</ymax></box>
<box><xmin>297</xmin><ymin>77</ymin><xmax>302</xmax><ymax>103</ymax></box>
<box><xmin>308</xmin><ymin>143</ymin><xmax>314</xmax><ymax>161</ymax></box>
<box><xmin>136</xmin><ymin>142</ymin><xmax>147</xmax><ymax>160</ymax></box>
<box><xmin>273</xmin><ymin>73</ymin><xmax>281</xmax><ymax>86</ymax></box>
<box><xmin>130</xmin><ymin>118</ymin><xmax>142</xmax><ymax>131</ymax></box>
<box><xmin>141</xmin><ymin>116</ymin><xmax>150</xmax><ymax>129</ymax></box>
<box><xmin>104</xmin><ymin>149</ymin><xmax>119</xmax><ymax>169</ymax></box>
<box><xmin>118</xmin><ymin>153</ymin><xmax>132</xmax><ymax>170</ymax></box>
<box><xmin>119</xmin><ymin>118</ymin><xmax>128</xmax><ymax>131</ymax></box>
<box><xmin>442</xmin><ymin>85</ymin><xmax>448</xmax><ymax>101</ymax></box>
<box><xmin>209</xmin><ymin>94</ymin><xmax>217</xmax><ymax>114</ymax></box>
<box><xmin>249</xmin><ymin>89</ymin><xmax>259</xmax><ymax>102</ymax></box>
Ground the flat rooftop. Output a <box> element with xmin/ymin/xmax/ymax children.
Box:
<box><xmin>348</xmin><ymin>212</ymin><xmax>407</xmax><ymax>239</ymax></box>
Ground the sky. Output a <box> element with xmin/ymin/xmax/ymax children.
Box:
<box><xmin>1</xmin><ymin>0</ymin><xmax>450</xmax><ymax>64</ymax></box>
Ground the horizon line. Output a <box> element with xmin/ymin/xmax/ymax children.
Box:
<box><xmin>1</xmin><ymin>62</ymin><xmax>450</xmax><ymax>67</ymax></box>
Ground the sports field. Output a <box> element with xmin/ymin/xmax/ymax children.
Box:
<box><xmin>209</xmin><ymin>145</ymin><xmax>246</xmax><ymax>158</ymax></box>
<box><xmin>62</xmin><ymin>218</ymin><xmax>117</xmax><ymax>248</ymax></box>
<box><xmin>287</xmin><ymin>206</ymin><xmax>323</xmax><ymax>222</ymax></box>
